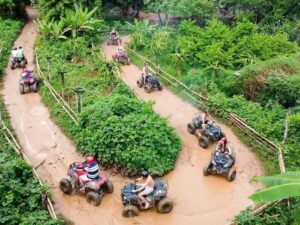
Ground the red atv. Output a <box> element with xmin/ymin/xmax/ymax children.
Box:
<box><xmin>107</xmin><ymin>35</ymin><xmax>122</xmax><ymax>45</ymax></box>
<box><xmin>112</xmin><ymin>51</ymin><xmax>130</xmax><ymax>65</ymax></box>
<box><xmin>59</xmin><ymin>162</ymin><xmax>114</xmax><ymax>206</ymax></box>
<box><xmin>19</xmin><ymin>70</ymin><xmax>38</xmax><ymax>94</ymax></box>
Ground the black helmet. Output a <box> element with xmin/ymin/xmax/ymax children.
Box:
<box><xmin>141</xmin><ymin>171</ymin><xmax>149</xmax><ymax>178</ymax></box>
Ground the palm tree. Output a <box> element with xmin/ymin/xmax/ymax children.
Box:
<box><xmin>250</xmin><ymin>171</ymin><xmax>300</xmax><ymax>202</ymax></box>
<box><xmin>63</xmin><ymin>4</ymin><xmax>99</xmax><ymax>38</ymax></box>
<box><xmin>250</xmin><ymin>172</ymin><xmax>300</xmax><ymax>224</ymax></box>
<box><xmin>126</xmin><ymin>19</ymin><xmax>157</xmax><ymax>49</ymax></box>
<box><xmin>169</xmin><ymin>48</ymin><xmax>186</xmax><ymax>78</ymax></box>
<box><xmin>149</xmin><ymin>31</ymin><xmax>170</xmax><ymax>59</ymax></box>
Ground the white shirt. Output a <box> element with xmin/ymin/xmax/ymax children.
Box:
<box><xmin>12</xmin><ymin>50</ymin><xmax>17</xmax><ymax>57</ymax></box>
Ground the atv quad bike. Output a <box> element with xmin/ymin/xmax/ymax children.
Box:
<box><xmin>121</xmin><ymin>179</ymin><xmax>173</xmax><ymax>217</ymax></box>
<box><xmin>19</xmin><ymin>71</ymin><xmax>38</xmax><ymax>95</ymax></box>
<box><xmin>11</xmin><ymin>56</ymin><xmax>27</xmax><ymax>70</ymax></box>
<box><xmin>187</xmin><ymin>115</ymin><xmax>224</xmax><ymax>149</ymax></box>
<box><xmin>137</xmin><ymin>73</ymin><xmax>163</xmax><ymax>93</ymax></box>
<box><xmin>203</xmin><ymin>149</ymin><xmax>236</xmax><ymax>182</ymax></box>
<box><xmin>112</xmin><ymin>52</ymin><xmax>130</xmax><ymax>65</ymax></box>
<box><xmin>59</xmin><ymin>162</ymin><xmax>114</xmax><ymax>206</ymax></box>
<box><xmin>107</xmin><ymin>35</ymin><xmax>122</xmax><ymax>45</ymax></box>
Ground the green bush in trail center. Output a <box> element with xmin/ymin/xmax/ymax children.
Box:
<box><xmin>74</xmin><ymin>94</ymin><xmax>181</xmax><ymax>175</ymax></box>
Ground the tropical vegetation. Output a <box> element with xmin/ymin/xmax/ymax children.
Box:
<box><xmin>0</xmin><ymin>14</ymin><xmax>63</xmax><ymax>225</ymax></box>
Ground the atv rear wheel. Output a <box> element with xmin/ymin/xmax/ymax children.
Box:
<box><xmin>32</xmin><ymin>83</ymin><xmax>38</xmax><ymax>93</ymax></box>
<box><xmin>158</xmin><ymin>84</ymin><xmax>163</xmax><ymax>91</ymax></box>
<box><xmin>157</xmin><ymin>198</ymin><xmax>173</xmax><ymax>214</ymax></box>
<box><xmin>10</xmin><ymin>62</ymin><xmax>14</xmax><ymax>70</ymax></box>
<box><xmin>199</xmin><ymin>136</ymin><xmax>209</xmax><ymax>149</ymax></box>
<box><xmin>19</xmin><ymin>84</ymin><xmax>25</xmax><ymax>95</ymax></box>
<box><xmin>227</xmin><ymin>168</ymin><xmax>236</xmax><ymax>182</ymax></box>
<box><xmin>86</xmin><ymin>191</ymin><xmax>101</xmax><ymax>206</ymax></box>
<box><xmin>187</xmin><ymin>123</ymin><xmax>196</xmax><ymax>134</ymax></box>
<box><xmin>104</xmin><ymin>180</ymin><xmax>114</xmax><ymax>193</ymax></box>
<box><xmin>144</xmin><ymin>85</ymin><xmax>152</xmax><ymax>93</ymax></box>
<box><xmin>203</xmin><ymin>164</ymin><xmax>210</xmax><ymax>176</ymax></box>
<box><xmin>20</xmin><ymin>61</ymin><xmax>26</xmax><ymax>68</ymax></box>
<box><xmin>137</xmin><ymin>80</ymin><xmax>143</xmax><ymax>88</ymax></box>
<box><xmin>59</xmin><ymin>178</ymin><xmax>73</xmax><ymax>194</ymax></box>
<box><xmin>122</xmin><ymin>205</ymin><xmax>139</xmax><ymax>217</ymax></box>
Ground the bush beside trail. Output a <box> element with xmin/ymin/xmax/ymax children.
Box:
<box><xmin>0</xmin><ymin>17</ymin><xmax>63</xmax><ymax>225</ymax></box>
<box><xmin>73</xmin><ymin>94</ymin><xmax>181</xmax><ymax>175</ymax></box>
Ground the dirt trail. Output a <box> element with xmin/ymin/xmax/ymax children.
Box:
<box><xmin>102</xmin><ymin>38</ymin><xmax>264</xmax><ymax>224</ymax></box>
<box><xmin>2</xmin><ymin>7</ymin><xmax>262</xmax><ymax>225</ymax></box>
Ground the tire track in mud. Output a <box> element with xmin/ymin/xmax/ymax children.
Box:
<box><xmin>2</xmin><ymin>7</ymin><xmax>263</xmax><ymax>225</ymax></box>
<box><xmin>102</xmin><ymin>38</ymin><xmax>264</xmax><ymax>225</ymax></box>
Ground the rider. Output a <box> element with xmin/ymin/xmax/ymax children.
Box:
<box><xmin>141</xmin><ymin>63</ymin><xmax>150</xmax><ymax>82</ymax></box>
<box><xmin>116</xmin><ymin>44</ymin><xmax>125</xmax><ymax>58</ymax></box>
<box><xmin>21</xmin><ymin>68</ymin><xmax>30</xmax><ymax>79</ymax></box>
<box><xmin>216</xmin><ymin>136</ymin><xmax>228</xmax><ymax>154</ymax></box>
<box><xmin>12</xmin><ymin>47</ymin><xmax>18</xmax><ymax>60</ymax></box>
<box><xmin>16</xmin><ymin>46</ymin><xmax>24</xmax><ymax>60</ymax></box>
<box><xmin>132</xmin><ymin>171</ymin><xmax>155</xmax><ymax>209</ymax></box>
<box><xmin>200</xmin><ymin>109</ymin><xmax>213</xmax><ymax>131</ymax></box>
<box><xmin>79</xmin><ymin>156</ymin><xmax>100</xmax><ymax>191</ymax></box>
<box><xmin>110</xmin><ymin>28</ymin><xmax>119</xmax><ymax>39</ymax></box>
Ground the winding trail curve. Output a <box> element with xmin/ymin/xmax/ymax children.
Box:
<box><xmin>2</xmin><ymin>8</ymin><xmax>263</xmax><ymax>225</ymax></box>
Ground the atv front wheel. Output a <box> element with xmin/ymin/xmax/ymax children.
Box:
<box><xmin>104</xmin><ymin>180</ymin><xmax>114</xmax><ymax>193</ymax></box>
<box><xmin>203</xmin><ymin>164</ymin><xmax>210</xmax><ymax>176</ymax></box>
<box><xmin>10</xmin><ymin>63</ymin><xmax>15</xmax><ymax>70</ymax></box>
<box><xmin>199</xmin><ymin>136</ymin><xmax>209</xmax><ymax>149</ymax></box>
<box><xmin>187</xmin><ymin>123</ymin><xmax>196</xmax><ymax>134</ymax></box>
<box><xmin>144</xmin><ymin>84</ymin><xmax>152</xmax><ymax>93</ymax></box>
<box><xmin>59</xmin><ymin>178</ymin><xmax>73</xmax><ymax>194</ymax></box>
<box><xmin>86</xmin><ymin>191</ymin><xmax>101</xmax><ymax>206</ymax></box>
<box><xmin>157</xmin><ymin>198</ymin><xmax>173</xmax><ymax>214</ymax></box>
<box><xmin>19</xmin><ymin>84</ymin><xmax>25</xmax><ymax>95</ymax></box>
<box><xmin>227</xmin><ymin>168</ymin><xmax>236</xmax><ymax>182</ymax></box>
<box><xmin>122</xmin><ymin>205</ymin><xmax>139</xmax><ymax>217</ymax></box>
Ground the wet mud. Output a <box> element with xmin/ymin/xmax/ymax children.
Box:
<box><xmin>2</xmin><ymin>8</ymin><xmax>263</xmax><ymax>225</ymax></box>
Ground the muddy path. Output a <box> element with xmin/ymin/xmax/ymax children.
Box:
<box><xmin>2</xmin><ymin>7</ymin><xmax>262</xmax><ymax>225</ymax></box>
<box><xmin>102</xmin><ymin>38</ymin><xmax>264</xmax><ymax>224</ymax></box>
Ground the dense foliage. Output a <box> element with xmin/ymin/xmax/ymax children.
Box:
<box><xmin>37</xmin><ymin>0</ymin><xmax>102</xmax><ymax>21</ymax></box>
<box><xmin>0</xmin><ymin>17</ymin><xmax>62</xmax><ymax>225</ymax></box>
<box><xmin>0</xmin><ymin>18</ymin><xmax>21</xmax><ymax>74</ymax></box>
<box><xmin>126</xmin><ymin>4</ymin><xmax>300</xmax><ymax>224</ymax></box>
<box><xmin>35</xmin><ymin>11</ymin><xmax>181</xmax><ymax>175</ymax></box>
<box><xmin>74</xmin><ymin>95</ymin><xmax>181</xmax><ymax>175</ymax></box>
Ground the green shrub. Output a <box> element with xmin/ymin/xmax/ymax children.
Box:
<box><xmin>73</xmin><ymin>94</ymin><xmax>181</xmax><ymax>175</ymax></box>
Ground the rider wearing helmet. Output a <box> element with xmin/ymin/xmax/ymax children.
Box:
<box><xmin>132</xmin><ymin>171</ymin><xmax>155</xmax><ymax>209</ymax></box>
<box><xmin>21</xmin><ymin>68</ymin><xmax>29</xmax><ymax>79</ymax></box>
<box><xmin>79</xmin><ymin>156</ymin><xmax>100</xmax><ymax>191</ymax></box>
<box><xmin>116</xmin><ymin>44</ymin><xmax>125</xmax><ymax>58</ymax></box>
